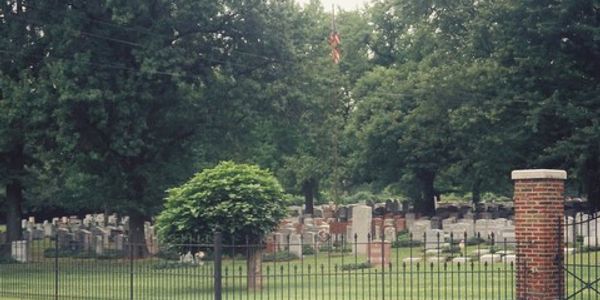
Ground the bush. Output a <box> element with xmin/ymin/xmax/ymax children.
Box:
<box><xmin>319</xmin><ymin>244</ymin><xmax>352</xmax><ymax>253</ymax></box>
<box><xmin>157</xmin><ymin>162</ymin><xmax>288</xmax><ymax>247</ymax></box>
<box><xmin>156</xmin><ymin>248</ymin><xmax>181</xmax><ymax>261</ymax></box>
<box><xmin>442</xmin><ymin>245</ymin><xmax>462</xmax><ymax>254</ymax></box>
<box><xmin>466</xmin><ymin>236</ymin><xmax>485</xmax><ymax>246</ymax></box>
<box><xmin>392</xmin><ymin>231</ymin><xmax>423</xmax><ymax>248</ymax></box>
<box><xmin>97</xmin><ymin>250</ymin><xmax>126</xmax><ymax>260</ymax></box>
<box><xmin>302</xmin><ymin>245</ymin><xmax>315</xmax><ymax>255</ymax></box>
<box><xmin>0</xmin><ymin>255</ymin><xmax>16</xmax><ymax>264</ymax></box>
<box><xmin>340</xmin><ymin>262</ymin><xmax>372</xmax><ymax>271</ymax></box>
<box><xmin>262</xmin><ymin>251</ymin><xmax>298</xmax><ymax>262</ymax></box>
<box><xmin>43</xmin><ymin>248</ymin><xmax>125</xmax><ymax>259</ymax></box>
<box><xmin>152</xmin><ymin>261</ymin><xmax>198</xmax><ymax>270</ymax></box>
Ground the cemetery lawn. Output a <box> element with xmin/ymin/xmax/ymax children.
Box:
<box><xmin>1</xmin><ymin>242</ymin><xmax>599</xmax><ymax>300</ymax></box>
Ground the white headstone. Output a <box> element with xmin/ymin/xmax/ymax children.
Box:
<box><xmin>11</xmin><ymin>240</ymin><xmax>29</xmax><ymax>263</ymax></box>
<box><xmin>289</xmin><ymin>234</ymin><xmax>302</xmax><ymax>258</ymax></box>
<box><xmin>351</xmin><ymin>205</ymin><xmax>372</xmax><ymax>255</ymax></box>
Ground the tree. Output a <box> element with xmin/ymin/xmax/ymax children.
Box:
<box><xmin>156</xmin><ymin>161</ymin><xmax>287</xmax><ymax>290</ymax></box>
<box><xmin>0</xmin><ymin>0</ymin><xmax>58</xmax><ymax>243</ymax></box>
<box><xmin>39</xmin><ymin>0</ymin><xmax>293</xmax><ymax>257</ymax></box>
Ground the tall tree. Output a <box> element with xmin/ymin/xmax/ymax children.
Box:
<box><xmin>42</xmin><ymin>0</ymin><xmax>291</xmax><ymax>256</ymax></box>
<box><xmin>0</xmin><ymin>0</ymin><xmax>57</xmax><ymax>242</ymax></box>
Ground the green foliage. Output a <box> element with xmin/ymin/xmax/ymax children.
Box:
<box><xmin>0</xmin><ymin>255</ymin><xmax>16</xmax><ymax>264</ymax></box>
<box><xmin>466</xmin><ymin>237</ymin><xmax>486</xmax><ymax>246</ymax></box>
<box><xmin>319</xmin><ymin>243</ymin><xmax>352</xmax><ymax>253</ymax></box>
<box><xmin>156</xmin><ymin>161</ymin><xmax>288</xmax><ymax>244</ymax></box>
<box><xmin>155</xmin><ymin>248</ymin><xmax>181</xmax><ymax>261</ymax></box>
<box><xmin>152</xmin><ymin>261</ymin><xmax>198</xmax><ymax>270</ymax></box>
<box><xmin>302</xmin><ymin>245</ymin><xmax>316</xmax><ymax>255</ymax></box>
<box><xmin>262</xmin><ymin>251</ymin><xmax>298</xmax><ymax>262</ymax></box>
<box><xmin>340</xmin><ymin>262</ymin><xmax>372</xmax><ymax>271</ymax></box>
<box><xmin>392</xmin><ymin>231</ymin><xmax>423</xmax><ymax>248</ymax></box>
<box><xmin>43</xmin><ymin>248</ymin><xmax>124</xmax><ymax>259</ymax></box>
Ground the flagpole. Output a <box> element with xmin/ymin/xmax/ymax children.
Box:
<box><xmin>330</xmin><ymin>4</ymin><xmax>341</xmax><ymax>203</ymax></box>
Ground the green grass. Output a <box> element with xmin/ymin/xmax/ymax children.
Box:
<box><xmin>0</xmin><ymin>241</ymin><xmax>598</xmax><ymax>300</ymax></box>
<box><xmin>0</xmin><ymin>225</ymin><xmax>5</xmax><ymax>233</ymax></box>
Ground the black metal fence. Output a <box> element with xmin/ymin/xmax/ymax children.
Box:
<box><xmin>561</xmin><ymin>214</ymin><xmax>600</xmax><ymax>300</ymax></box>
<box><xmin>0</xmin><ymin>230</ymin><xmax>520</xmax><ymax>299</ymax></box>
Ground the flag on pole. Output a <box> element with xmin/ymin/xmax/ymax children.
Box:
<box><xmin>328</xmin><ymin>31</ymin><xmax>341</xmax><ymax>64</ymax></box>
<box><xmin>328</xmin><ymin>5</ymin><xmax>341</xmax><ymax>64</ymax></box>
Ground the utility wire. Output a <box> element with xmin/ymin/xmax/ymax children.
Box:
<box><xmin>17</xmin><ymin>3</ymin><xmax>285</xmax><ymax>63</ymax></box>
<box><xmin>0</xmin><ymin>48</ymin><xmax>198</xmax><ymax>81</ymax></box>
<box><xmin>6</xmin><ymin>14</ymin><xmax>269</xmax><ymax>71</ymax></box>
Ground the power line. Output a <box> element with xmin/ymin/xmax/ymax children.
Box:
<box><xmin>0</xmin><ymin>48</ymin><xmax>198</xmax><ymax>81</ymax></box>
<box><xmin>7</xmin><ymin>14</ymin><xmax>271</xmax><ymax>71</ymax></box>
<box><xmin>18</xmin><ymin>3</ymin><xmax>285</xmax><ymax>64</ymax></box>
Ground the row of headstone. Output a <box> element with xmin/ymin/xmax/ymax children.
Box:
<box><xmin>406</xmin><ymin>216</ymin><xmax>516</xmax><ymax>244</ymax></box>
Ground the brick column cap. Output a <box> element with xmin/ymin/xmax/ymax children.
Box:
<box><xmin>511</xmin><ymin>169</ymin><xmax>567</xmax><ymax>180</ymax></box>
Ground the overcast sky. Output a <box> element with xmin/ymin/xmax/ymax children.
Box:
<box><xmin>297</xmin><ymin>0</ymin><xmax>370</xmax><ymax>11</ymax></box>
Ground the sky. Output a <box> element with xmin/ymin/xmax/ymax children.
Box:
<box><xmin>297</xmin><ymin>0</ymin><xmax>370</xmax><ymax>11</ymax></box>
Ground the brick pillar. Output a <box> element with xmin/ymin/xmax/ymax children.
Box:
<box><xmin>512</xmin><ymin>169</ymin><xmax>566</xmax><ymax>300</ymax></box>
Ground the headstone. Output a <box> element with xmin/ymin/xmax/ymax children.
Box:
<box><xmin>452</xmin><ymin>257</ymin><xmax>471</xmax><ymax>264</ymax></box>
<box><xmin>313</xmin><ymin>207</ymin><xmax>324</xmax><ymax>218</ymax></box>
<box><xmin>368</xmin><ymin>240</ymin><xmax>391</xmax><ymax>267</ymax></box>
<box><xmin>43</xmin><ymin>221</ymin><xmax>54</xmax><ymax>237</ymax></box>
<box><xmin>409</xmin><ymin>220</ymin><xmax>432</xmax><ymax>242</ymax></box>
<box><xmin>351</xmin><ymin>205</ymin><xmax>372</xmax><ymax>255</ymax></box>
<box><xmin>11</xmin><ymin>240</ymin><xmax>29</xmax><ymax>263</ymax></box>
<box><xmin>115</xmin><ymin>234</ymin><xmax>125</xmax><ymax>251</ymax></box>
<box><xmin>384</xmin><ymin>226</ymin><xmax>396</xmax><ymax>242</ymax></box>
<box><xmin>95</xmin><ymin>235</ymin><xmax>104</xmax><ymax>255</ymax></box>
<box><xmin>302</xmin><ymin>232</ymin><xmax>316</xmax><ymax>247</ymax></box>
<box><xmin>503</xmin><ymin>254</ymin><xmax>517</xmax><ymax>264</ymax></box>
<box><xmin>405</xmin><ymin>213</ymin><xmax>416</xmax><ymax>230</ymax></box>
<box><xmin>428</xmin><ymin>256</ymin><xmax>447</xmax><ymax>263</ymax></box>
<box><xmin>289</xmin><ymin>234</ymin><xmax>302</xmax><ymax>258</ymax></box>
<box><xmin>430</xmin><ymin>217</ymin><xmax>442</xmax><ymax>229</ymax></box>
<box><xmin>424</xmin><ymin>229</ymin><xmax>444</xmax><ymax>249</ymax></box>
<box><xmin>181</xmin><ymin>251</ymin><xmax>194</xmax><ymax>263</ymax></box>
<box><xmin>26</xmin><ymin>221</ymin><xmax>34</xmax><ymax>232</ymax></box>
<box><xmin>394</xmin><ymin>217</ymin><xmax>406</xmax><ymax>232</ymax></box>
<box><xmin>480</xmin><ymin>254</ymin><xmax>502</xmax><ymax>264</ymax></box>
<box><xmin>108</xmin><ymin>214</ymin><xmax>118</xmax><ymax>226</ymax></box>
<box><xmin>79</xmin><ymin>230</ymin><xmax>93</xmax><ymax>251</ymax></box>
<box><xmin>57</xmin><ymin>228</ymin><xmax>71</xmax><ymax>249</ymax></box>
<box><xmin>32</xmin><ymin>228</ymin><xmax>44</xmax><ymax>240</ymax></box>
<box><xmin>402</xmin><ymin>257</ymin><xmax>422</xmax><ymax>264</ymax></box>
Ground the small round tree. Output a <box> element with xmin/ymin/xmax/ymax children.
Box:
<box><xmin>156</xmin><ymin>161</ymin><xmax>287</xmax><ymax>290</ymax></box>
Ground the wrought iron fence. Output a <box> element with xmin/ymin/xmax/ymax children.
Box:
<box><xmin>0</xmin><ymin>230</ymin><xmax>520</xmax><ymax>299</ymax></box>
<box><xmin>561</xmin><ymin>213</ymin><xmax>600</xmax><ymax>300</ymax></box>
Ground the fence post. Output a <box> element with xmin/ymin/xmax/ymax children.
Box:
<box><xmin>54</xmin><ymin>233</ymin><xmax>59</xmax><ymax>300</ymax></box>
<box><xmin>129</xmin><ymin>238</ymin><xmax>134</xmax><ymax>300</ymax></box>
<box><xmin>214</xmin><ymin>231</ymin><xmax>223</xmax><ymax>300</ymax></box>
<box><xmin>512</xmin><ymin>169</ymin><xmax>566</xmax><ymax>300</ymax></box>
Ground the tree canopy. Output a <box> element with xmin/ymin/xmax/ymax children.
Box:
<box><xmin>1</xmin><ymin>0</ymin><xmax>599</xmax><ymax>241</ymax></box>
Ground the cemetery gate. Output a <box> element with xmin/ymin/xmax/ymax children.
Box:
<box><xmin>560</xmin><ymin>213</ymin><xmax>600</xmax><ymax>299</ymax></box>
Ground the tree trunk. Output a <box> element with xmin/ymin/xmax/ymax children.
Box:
<box><xmin>583</xmin><ymin>149</ymin><xmax>600</xmax><ymax>212</ymax></box>
<box><xmin>472</xmin><ymin>178</ymin><xmax>482</xmax><ymax>204</ymax></box>
<box><xmin>416</xmin><ymin>171</ymin><xmax>436</xmax><ymax>216</ymax></box>
<box><xmin>302</xmin><ymin>178</ymin><xmax>316</xmax><ymax>216</ymax></box>
<box><xmin>247</xmin><ymin>243</ymin><xmax>263</xmax><ymax>291</ymax></box>
<box><xmin>6</xmin><ymin>143</ymin><xmax>24</xmax><ymax>243</ymax></box>
<box><xmin>6</xmin><ymin>181</ymin><xmax>23</xmax><ymax>242</ymax></box>
<box><xmin>128</xmin><ymin>212</ymin><xmax>148</xmax><ymax>259</ymax></box>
